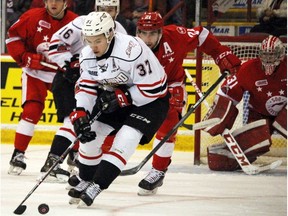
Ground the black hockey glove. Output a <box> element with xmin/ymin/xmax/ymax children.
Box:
<box><xmin>69</xmin><ymin>107</ymin><xmax>96</xmax><ymax>143</ymax></box>
<box><xmin>96</xmin><ymin>86</ymin><xmax>132</xmax><ymax>114</ymax></box>
<box><xmin>62</xmin><ymin>54</ymin><xmax>80</xmax><ymax>83</ymax></box>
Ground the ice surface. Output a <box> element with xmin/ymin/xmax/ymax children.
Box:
<box><xmin>1</xmin><ymin>144</ymin><xmax>286</xmax><ymax>216</ymax></box>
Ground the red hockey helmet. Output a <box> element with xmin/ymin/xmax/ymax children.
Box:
<box><xmin>137</xmin><ymin>12</ymin><xmax>164</xmax><ymax>31</ymax></box>
<box><xmin>259</xmin><ymin>35</ymin><xmax>286</xmax><ymax>75</ymax></box>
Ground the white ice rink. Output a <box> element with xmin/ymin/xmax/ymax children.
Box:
<box><xmin>1</xmin><ymin>144</ymin><xmax>287</xmax><ymax>216</ymax></box>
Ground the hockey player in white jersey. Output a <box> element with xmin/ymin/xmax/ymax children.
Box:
<box><xmin>39</xmin><ymin>0</ymin><xmax>127</xmax><ymax>182</ymax></box>
<box><xmin>67</xmin><ymin>11</ymin><xmax>169</xmax><ymax>207</ymax></box>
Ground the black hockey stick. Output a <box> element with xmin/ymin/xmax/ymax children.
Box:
<box><xmin>13</xmin><ymin>111</ymin><xmax>102</xmax><ymax>215</ymax></box>
<box><xmin>120</xmin><ymin>71</ymin><xmax>229</xmax><ymax>176</ymax></box>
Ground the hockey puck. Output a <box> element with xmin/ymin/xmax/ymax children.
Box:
<box><xmin>38</xmin><ymin>203</ymin><xmax>49</xmax><ymax>214</ymax></box>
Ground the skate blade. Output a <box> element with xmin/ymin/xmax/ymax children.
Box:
<box><xmin>36</xmin><ymin>173</ymin><xmax>69</xmax><ymax>183</ymax></box>
<box><xmin>69</xmin><ymin>197</ymin><xmax>80</xmax><ymax>205</ymax></box>
<box><xmin>77</xmin><ymin>200</ymin><xmax>90</xmax><ymax>208</ymax></box>
<box><xmin>8</xmin><ymin>166</ymin><xmax>24</xmax><ymax>175</ymax></box>
<box><xmin>137</xmin><ymin>187</ymin><xmax>158</xmax><ymax>196</ymax></box>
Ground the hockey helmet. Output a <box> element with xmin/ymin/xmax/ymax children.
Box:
<box><xmin>82</xmin><ymin>11</ymin><xmax>115</xmax><ymax>41</ymax></box>
<box><xmin>259</xmin><ymin>35</ymin><xmax>286</xmax><ymax>75</ymax></box>
<box><xmin>137</xmin><ymin>12</ymin><xmax>164</xmax><ymax>31</ymax></box>
<box><xmin>95</xmin><ymin>0</ymin><xmax>120</xmax><ymax>14</ymax></box>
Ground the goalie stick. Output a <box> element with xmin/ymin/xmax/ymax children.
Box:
<box><xmin>13</xmin><ymin>111</ymin><xmax>102</xmax><ymax>215</ymax></box>
<box><xmin>222</xmin><ymin>128</ymin><xmax>282</xmax><ymax>175</ymax></box>
<box><xmin>120</xmin><ymin>71</ymin><xmax>229</xmax><ymax>176</ymax></box>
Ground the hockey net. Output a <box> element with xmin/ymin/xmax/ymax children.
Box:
<box><xmin>194</xmin><ymin>35</ymin><xmax>287</xmax><ymax>166</ymax></box>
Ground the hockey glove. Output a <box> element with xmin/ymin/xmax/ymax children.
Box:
<box><xmin>21</xmin><ymin>52</ymin><xmax>45</xmax><ymax>70</ymax></box>
<box><xmin>70</xmin><ymin>107</ymin><xmax>96</xmax><ymax>143</ymax></box>
<box><xmin>214</xmin><ymin>46</ymin><xmax>241</xmax><ymax>75</ymax></box>
<box><xmin>168</xmin><ymin>85</ymin><xmax>186</xmax><ymax>113</ymax></box>
<box><xmin>96</xmin><ymin>86</ymin><xmax>132</xmax><ymax>114</ymax></box>
<box><xmin>63</xmin><ymin>54</ymin><xmax>80</xmax><ymax>83</ymax></box>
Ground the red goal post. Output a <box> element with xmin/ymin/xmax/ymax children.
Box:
<box><xmin>193</xmin><ymin>34</ymin><xmax>287</xmax><ymax>165</ymax></box>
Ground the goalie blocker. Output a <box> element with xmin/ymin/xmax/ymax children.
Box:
<box><xmin>207</xmin><ymin>119</ymin><xmax>272</xmax><ymax>171</ymax></box>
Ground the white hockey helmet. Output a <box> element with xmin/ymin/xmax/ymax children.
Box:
<box><xmin>82</xmin><ymin>11</ymin><xmax>115</xmax><ymax>42</ymax></box>
<box><xmin>95</xmin><ymin>0</ymin><xmax>120</xmax><ymax>14</ymax></box>
<box><xmin>259</xmin><ymin>35</ymin><xmax>286</xmax><ymax>75</ymax></box>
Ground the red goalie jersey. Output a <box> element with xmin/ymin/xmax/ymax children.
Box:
<box><xmin>219</xmin><ymin>56</ymin><xmax>287</xmax><ymax>118</ymax></box>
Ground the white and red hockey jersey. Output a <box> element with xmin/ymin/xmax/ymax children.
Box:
<box><xmin>48</xmin><ymin>15</ymin><xmax>127</xmax><ymax>68</ymax></box>
<box><xmin>218</xmin><ymin>57</ymin><xmax>287</xmax><ymax>117</ymax></box>
<box><xmin>75</xmin><ymin>32</ymin><xmax>167</xmax><ymax>113</ymax></box>
<box><xmin>5</xmin><ymin>8</ymin><xmax>77</xmax><ymax>83</ymax></box>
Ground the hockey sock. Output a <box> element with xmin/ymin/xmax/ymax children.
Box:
<box><xmin>93</xmin><ymin>160</ymin><xmax>121</xmax><ymax>190</ymax></box>
<box><xmin>78</xmin><ymin>163</ymin><xmax>98</xmax><ymax>181</ymax></box>
<box><xmin>50</xmin><ymin>135</ymin><xmax>72</xmax><ymax>156</ymax></box>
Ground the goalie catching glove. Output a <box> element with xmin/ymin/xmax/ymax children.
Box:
<box><xmin>69</xmin><ymin>107</ymin><xmax>96</xmax><ymax>143</ymax></box>
<box><xmin>202</xmin><ymin>94</ymin><xmax>239</xmax><ymax>136</ymax></box>
<box><xmin>96</xmin><ymin>86</ymin><xmax>132</xmax><ymax>114</ymax></box>
<box><xmin>62</xmin><ymin>54</ymin><xmax>80</xmax><ymax>83</ymax></box>
<box><xmin>213</xmin><ymin>46</ymin><xmax>241</xmax><ymax>75</ymax></box>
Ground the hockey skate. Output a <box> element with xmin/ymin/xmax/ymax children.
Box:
<box><xmin>8</xmin><ymin>149</ymin><xmax>26</xmax><ymax>175</ymax></box>
<box><xmin>68</xmin><ymin>179</ymin><xmax>90</xmax><ymax>205</ymax></box>
<box><xmin>138</xmin><ymin>168</ymin><xmax>167</xmax><ymax>196</ymax></box>
<box><xmin>67</xmin><ymin>150</ymin><xmax>79</xmax><ymax>175</ymax></box>
<box><xmin>78</xmin><ymin>182</ymin><xmax>102</xmax><ymax>207</ymax></box>
<box><xmin>66</xmin><ymin>174</ymin><xmax>81</xmax><ymax>190</ymax></box>
<box><xmin>39</xmin><ymin>153</ymin><xmax>70</xmax><ymax>183</ymax></box>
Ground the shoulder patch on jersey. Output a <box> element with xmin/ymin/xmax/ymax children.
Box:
<box><xmin>125</xmin><ymin>40</ymin><xmax>139</xmax><ymax>58</ymax></box>
<box><xmin>176</xmin><ymin>26</ymin><xmax>186</xmax><ymax>34</ymax></box>
<box><xmin>255</xmin><ymin>79</ymin><xmax>268</xmax><ymax>87</ymax></box>
<box><xmin>39</xmin><ymin>20</ymin><xmax>51</xmax><ymax>29</ymax></box>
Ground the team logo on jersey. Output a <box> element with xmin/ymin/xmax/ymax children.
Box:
<box><xmin>102</xmin><ymin>72</ymin><xmax>129</xmax><ymax>85</ymax></box>
<box><xmin>99</xmin><ymin>64</ymin><xmax>108</xmax><ymax>73</ymax></box>
<box><xmin>255</xmin><ymin>79</ymin><xmax>268</xmax><ymax>87</ymax></box>
<box><xmin>126</xmin><ymin>40</ymin><xmax>137</xmax><ymax>58</ymax></box>
<box><xmin>266</xmin><ymin>96</ymin><xmax>286</xmax><ymax>116</ymax></box>
<box><xmin>88</xmin><ymin>70</ymin><xmax>98</xmax><ymax>76</ymax></box>
<box><xmin>39</xmin><ymin>20</ymin><xmax>51</xmax><ymax>29</ymax></box>
<box><xmin>176</xmin><ymin>27</ymin><xmax>186</xmax><ymax>34</ymax></box>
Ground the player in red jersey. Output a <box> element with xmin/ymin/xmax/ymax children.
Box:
<box><xmin>202</xmin><ymin>35</ymin><xmax>287</xmax><ymax>171</ymax></box>
<box><xmin>6</xmin><ymin>0</ymin><xmax>78</xmax><ymax>176</ymax></box>
<box><xmin>135</xmin><ymin>12</ymin><xmax>241</xmax><ymax>195</ymax></box>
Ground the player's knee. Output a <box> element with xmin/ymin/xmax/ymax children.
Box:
<box><xmin>155</xmin><ymin>131</ymin><xmax>176</xmax><ymax>143</ymax></box>
<box><xmin>21</xmin><ymin>101</ymin><xmax>44</xmax><ymax>124</ymax></box>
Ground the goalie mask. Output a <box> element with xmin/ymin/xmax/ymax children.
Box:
<box><xmin>95</xmin><ymin>0</ymin><xmax>120</xmax><ymax>20</ymax></box>
<box><xmin>137</xmin><ymin>12</ymin><xmax>164</xmax><ymax>50</ymax></box>
<box><xmin>259</xmin><ymin>35</ymin><xmax>285</xmax><ymax>75</ymax></box>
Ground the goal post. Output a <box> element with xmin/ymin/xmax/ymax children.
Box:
<box><xmin>192</xmin><ymin>34</ymin><xmax>287</xmax><ymax>165</ymax></box>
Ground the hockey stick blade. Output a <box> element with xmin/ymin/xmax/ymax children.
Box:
<box><xmin>13</xmin><ymin>205</ymin><xmax>27</xmax><ymax>215</ymax></box>
<box><xmin>120</xmin><ymin>72</ymin><xmax>228</xmax><ymax>176</ymax></box>
<box><xmin>13</xmin><ymin>111</ymin><xmax>101</xmax><ymax>215</ymax></box>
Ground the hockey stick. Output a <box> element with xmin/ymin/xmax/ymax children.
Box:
<box><xmin>222</xmin><ymin>128</ymin><xmax>282</xmax><ymax>175</ymax></box>
<box><xmin>184</xmin><ymin>69</ymin><xmax>210</xmax><ymax>109</ymax></box>
<box><xmin>120</xmin><ymin>71</ymin><xmax>229</xmax><ymax>176</ymax></box>
<box><xmin>13</xmin><ymin>111</ymin><xmax>102</xmax><ymax>215</ymax></box>
<box><xmin>40</xmin><ymin>61</ymin><xmax>59</xmax><ymax>70</ymax></box>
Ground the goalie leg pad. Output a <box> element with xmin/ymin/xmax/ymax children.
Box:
<box><xmin>207</xmin><ymin>119</ymin><xmax>271</xmax><ymax>171</ymax></box>
<box><xmin>272</xmin><ymin>105</ymin><xmax>287</xmax><ymax>138</ymax></box>
<box><xmin>207</xmin><ymin>143</ymin><xmax>240</xmax><ymax>171</ymax></box>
